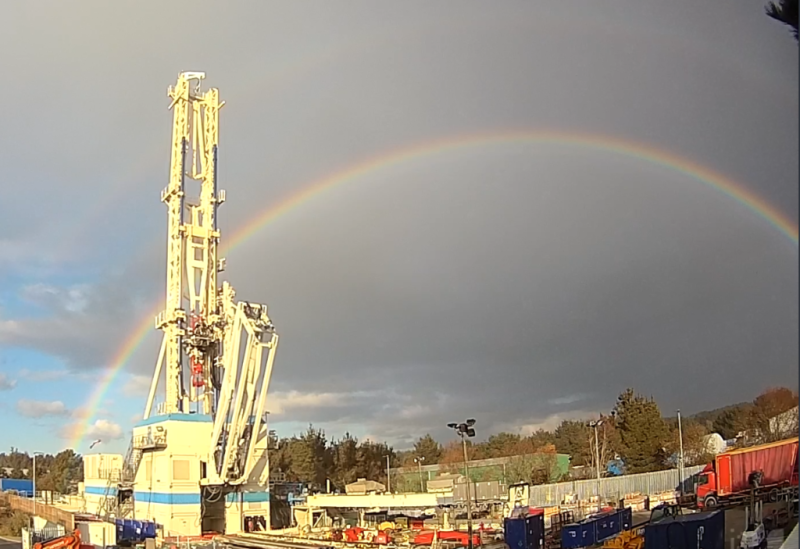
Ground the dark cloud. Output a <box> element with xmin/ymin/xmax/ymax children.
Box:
<box><xmin>0</xmin><ymin>0</ymin><xmax>796</xmax><ymax>445</ymax></box>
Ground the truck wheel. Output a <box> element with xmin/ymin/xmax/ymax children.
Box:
<box><xmin>704</xmin><ymin>496</ymin><xmax>718</xmax><ymax>509</ymax></box>
<box><xmin>768</xmin><ymin>489</ymin><xmax>779</xmax><ymax>503</ymax></box>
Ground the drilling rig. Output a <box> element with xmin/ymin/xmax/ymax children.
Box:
<box><xmin>88</xmin><ymin>72</ymin><xmax>279</xmax><ymax>537</ymax></box>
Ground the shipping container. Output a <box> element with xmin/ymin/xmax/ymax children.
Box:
<box><xmin>561</xmin><ymin>518</ymin><xmax>597</xmax><ymax>549</ymax></box>
<box><xmin>504</xmin><ymin>513</ymin><xmax>544</xmax><ymax>549</ymax></box>
<box><xmin>696</xmin><ymin>437</ymin><xmax>799</xmax><ymax>508</ymax></box>
<box><xmin>618</xmin><ymin>507</ymin><xmax>633</xmax><ymax>531</ymax></box>
<box><xmin>0</xmin><ymin>479</ymin><xmax>34</xmax><ymax>496</ymax></box>
<box><xmin>644</xmin><ymin>510</ymin><xmax>724</xmax><ymax>549</ymax></box>
<box><xmin>594</xmin><ymin>510</ymin><xmax>621</xmax><ymax>542</ymax></box>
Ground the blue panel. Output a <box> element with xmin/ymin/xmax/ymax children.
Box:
<box><xmin>133</xmin><ymin>491</ymin><xmax>201</xmax><ymax>504</ymax></box>
<box><xmin>134</xmin><ymin>413</ymin><xmax>212</xmax><ymax>427</ymax></box>
<box><xmin>226</xmin><ymin>491</ymin><xmax>271</xmax><ymax>503</ymax></box>
<box><xmin>581</xmin><ymin>519</ymin><xmax>597</xmax><ymax>547</ymax></box>
<box><xmin>644</xmin><ymin>510</ymin><xmax>724</xmax><ymax>549</ymax></box>
<box><xmin>84</xmin><ymin>485</ymin><xmax>118</xmax><ymax>496</ymax></box>
<box><xmin>561</xmin><ymin>523</ymin><xmax>582</xmax><ymax>549</ymax></box>
<box><xmin>595</xmin><ymin>511</ymin><xmax>621</xmax><ymax>542</ymax></box>
<box><xmin>620</xmin><ymin>507</ymin><xmax>633</xmax><ymax>530</ymax></box>
<box><xmin>0</xmin><ymin>479</ymin><xmax>34</xmax><ymax>496</ymax></box>
<box><xmin>504</xmin><ymin>517</ymin><xmax>528</xmax><ymax>549</ymax></box>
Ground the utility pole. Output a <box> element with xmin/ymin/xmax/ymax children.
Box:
<box><xmin>677</xmin><ymin>409</ymin><xmax>685</xmax><ymax>494</ymax></box>
<box><xmin>385</xmin><ymin>455</ymin><xmax>391</xmax><ymax>493</ymax></box>
<box><xmin>32</xmin><ymin>452</ymin><xmax>43</xmax><ymax>529</ymax></box>
<box><xmin>414</xmin><ymin>456</ymin><xmax>426</xmax><ymax>492</ymax></box>
<box><xmin>589</xmin><ymin>420</ymin><xmax>603</xmax><ymax>480</ymax></box>
<box><xmin>448</xmin><ymin>419</ymin><xmax>476</xmax><ymax>549</ymax></box>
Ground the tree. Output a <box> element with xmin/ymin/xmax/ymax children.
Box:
<box><xmin>553</xmin><ymin>420</ymin><xmax>592</xmax><ymax>465</ymax></box>
<box><xmin>412</xmin><ymin>434</ymin><xmax>442</xmax><ymax>463</ymax></box>
<box><xmin>765</xmin><ymin>0</ymin><xmax>799</xmax><ymax>40</ymax></box>
<box><xmin>439</xmin><ymin>441</ymin><xmax>467</xmax><ymax>474</ymax></box>
<box><xmin>277</xmin><ymin>425</ymin><xmax>331</xmax><ymax>489</ymax></box>
<box><xmin>528</xmin><ymin>429</ymin><xmax>557</xmax><ymax>450</ymax></box>
<box><xmin>665</xmin><ymin>419</ymin><xmax>713</xmax><ymax>467</ymax></box>
<box><xmin>503</xmin><ymin>443</ymin><xmax>560</xmax><ymax>485</ymax></box>
<box><xmin>750</xmin><ymin>386</ymin><xmax>799</xmax><ymax>442</ymax></box>
<box><xmin>482</xmin><ymin>433</ymin><xmax>523</xmax><ymax>459</ymax></box>
<box><xmin>587</xmin><ymin>415</ymin><xmax>621</xmax><ymax>476</ymax></box>
<box><xmin>613</xmin><ymin>389</ymin><xmax>670</xmax><ymax>473</ymax></box>
<box><xmin>355</xmin><ymin>440</ymin><xmax>396</xmax><ymax>488</ymax></box>
<box><xmin>329</xmin><ymin>433</ymin><xmax>359</xmax><ymax>490</ymax></box>
<box><xmin>711</xmin><ymin>404</ymin><xmax>753</xmax><ymax>440</ymax></box>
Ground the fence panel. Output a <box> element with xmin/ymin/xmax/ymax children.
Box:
<box><xmin>8</xmin><ymin>494</ymin><xmax>75</xmax><ymax>530</ymax></box>
<box><xmin>527</xmin><ymin>465</ymin><xmax>705</xmax><ymax>506</ymax></box>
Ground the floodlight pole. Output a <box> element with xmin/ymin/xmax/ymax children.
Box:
<box><xmin>461</xmin><ymin>434</ymin><xmax>473</xmax><ymax>549</ymax></box>
<box><xmin>449</xmin><ymin>420</ymin><xmax>476</xmax><ymax>549</ymax></box>
<box><xmin>414</xmin><ymin>456</ymin><xmax>425</xmax><ymax>491</ymax></box>
<box><xmin>677</xmin><ymin>409</ymin><xmax>685</xmax><ymax>495</ymax></box>
<box><xmin>385</xmin><ymin>455</ymin><xmax>391</xmax><ymax>494</ymax></box>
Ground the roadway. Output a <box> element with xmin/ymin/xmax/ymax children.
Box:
<box><xmin>0</xmin><ymin>537</ymin><xmax>21</xmax><ymax>549</ymax></box>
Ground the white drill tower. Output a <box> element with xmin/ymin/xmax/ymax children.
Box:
<box><xmin>116</xmin><ymin>72</ymin><xmax>278</xmax><ymax>536</ymax></box>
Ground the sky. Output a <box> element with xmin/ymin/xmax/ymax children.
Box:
<box><xmin>0</xmin><ymin>0</ymin><xmax>797</xmax><ymax>456</ymax></box>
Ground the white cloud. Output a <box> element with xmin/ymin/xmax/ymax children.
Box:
<box><xmin>515</xmin><ymin>410</ymin><xmax>602</xmax><ymax>433</ymax></box>
<box><xmin>16</xmin><ymin>399</ymin><xmax>70</xmax><ymax>418</ymax></box>
<box><xmin>267</xmin><ymin>390</ymin><xmax>345</xmax><ymax>415</ymax></box>
<box><xmin>122</xmin><ymin>374</ymin><xmax>151</xmax><ymax>397</ymax></box>
<box><xmin>20</xmin><ymin>283</ymin><xmax>90</xmax><ymax>314</ymax></box>
<box><xmin>85</xmin><ymin>419</ymin><xmax>124</xmax><ymax>441</ymax></box>
<box><xmin>0</xmin><ymin>373</ymin><xmax>16</xmax><ymax>390</ymax></box>
<box><xmin>547</xmin><ymin>394</ymin><xmax>588</xmax><ymax>406</ymax></box>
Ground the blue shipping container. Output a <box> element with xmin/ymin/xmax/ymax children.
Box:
<box><xmin>644</xmin><ymin>510</ymin><xmax>725</xmax><ymax>549</ymax></box>
<box><xmin>562</xmin><ymin>518</ymin><xmax>597</xmax><ymax>549</ymax></box>
<box><xmin>595</xmin><ymin>511</ymin><xmax>621</xmax><ymax>542</ymax></box>
<box><xmin>0</xmin><ymin>479</ymin><xmax>34</xmax><ymax>496</ymax></box>
<box><xmin>619</xmin><ymin>507</ymin><xmax>633</xmax><ymax>531</ymax></box>
<box><xmin>504</xmin><ymin>513</ymin><xmax>544</xmax><ymax>549</ymax></box>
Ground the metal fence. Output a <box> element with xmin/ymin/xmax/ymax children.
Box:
<box><xmin>30</xmin><ymin>526</ymin><xmax>66</xmax><ymax>545</ymax></box>
<box><xmin>527</xmin><ymin>465</ymin><xmax>705</xmax><ymax>506</ymax></box>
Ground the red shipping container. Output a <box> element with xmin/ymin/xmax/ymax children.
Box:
<box><xmin>715</xmin><ymin>438</ymin><xmax>798</xmax><ymax>496</ymax></box>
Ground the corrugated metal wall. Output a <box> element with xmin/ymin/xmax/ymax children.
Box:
<box><xmin>527</xmin><ymin>465</ymin><xmax>705</xmax><ymax>506</ymax></box>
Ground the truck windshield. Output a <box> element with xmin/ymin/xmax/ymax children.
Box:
<box><xmin>697</xmin><ymin>474</ymin><xmax>708</xmax><ymax>486</ymax></box>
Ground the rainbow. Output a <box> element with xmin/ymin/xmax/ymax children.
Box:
<box><xmin>67</xmin><ymin>129</ymin><xmax>799</xmax><ymax>450</ymax></box>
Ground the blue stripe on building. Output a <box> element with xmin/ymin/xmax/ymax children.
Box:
<box><xmin>225</xmin><ymin>492</ymin><xmax>270</xmax><ymax>503</ymax></box>
<box><xmin>134</xmin><ymin>413</ymin><xmax>213</xmax><ymax>428</ymax></box>
<box><xmin>134</xmin><ymin>491</ymin><xmax>201</xmax><ymax>505</ymax></box>
<box><xmin>85</xmin><ymin>486</ymin><xmax>118</xmax><ymax>496</ymax></box>
<box><xmin>131</xmin><ymin>490</ymin><xmax>270</xmax><ymax>505</ymax></box>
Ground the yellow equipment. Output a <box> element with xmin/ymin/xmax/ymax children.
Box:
<box><xmin>602</xmin><ymin>529</ymin><xmax>644</xmax><ymax>549</ymax></box>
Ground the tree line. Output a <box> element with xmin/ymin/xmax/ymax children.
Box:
<box><xmin>1</xmin><ymin>386</ymin><xmax>795</xmax><ymax>495</ymax></box>
<box><xmin>270</xmin><ymin>386</ymin><xmax>797</xmax><ymax>492</ymax></box>
<box><xmin>0</xmin><ymin>449</ymin><xmax>83</xmax><ymax>494</ymax></box>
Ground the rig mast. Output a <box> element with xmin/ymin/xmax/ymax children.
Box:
<box><xmin>93</xmin><ymin>73</ymin><xmax>282</xmax><ymax>535</ymax></box>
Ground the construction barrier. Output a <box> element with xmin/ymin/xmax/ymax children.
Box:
<box><xmin>8</xmin><ymin>494</ymin><xmax>75</xmax><ymax>530</ymax></box>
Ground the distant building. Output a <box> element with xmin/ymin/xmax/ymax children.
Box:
<box><xmin>344</xmin><ymin>478</ymin><xmax>386</xmax><ymax>495</ymax></box>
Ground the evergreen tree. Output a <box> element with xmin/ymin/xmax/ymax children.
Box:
<box><xmin>553</xmin><ymin>420</ymin><xmax>591</xmax><ymax>465</ymax></box>
<box><xmin>613</xmin><ymin>388</ymin><xmax>670</xmax><ymax>473</ymax></box>
<box><xmin>766</xmin><ymin>0</ymin><xmax>798</xmax><ymax>39</ymax></box>
<box><xmin>412</xmin><ymin>434</ymin><xmax>442</xmax><ymax>463</ymax></box>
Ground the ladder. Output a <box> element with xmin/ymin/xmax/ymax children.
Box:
<box><xmin>96</xmin><ymin>469</ymin><xmax>121</xmax><ymax>520</ymax></box>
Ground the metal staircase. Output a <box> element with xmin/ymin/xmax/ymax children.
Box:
<box><xmin>95</xmin><ymin>438</ymin><xmax>143</xmax><ymax>521</ymax></box>
<box><xmin>123</xmin><ymin>438</ymin><xmax>143</xmax><ymax>483</ymax></box>
<box><xmin>96</xmin><ymin>468</ymin><xmax>122</xmax><ymax>520</ymax></box>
